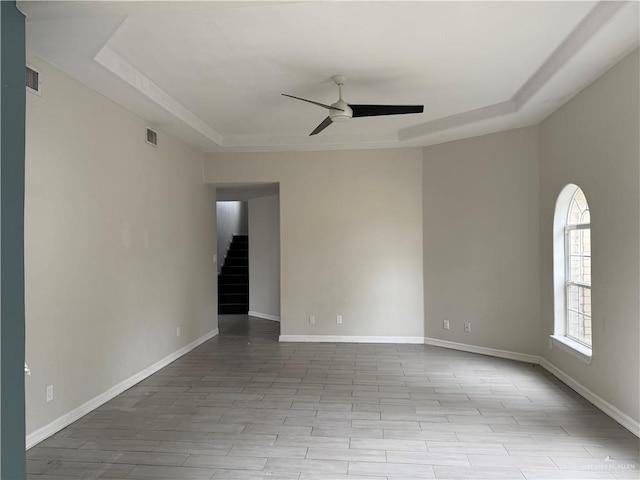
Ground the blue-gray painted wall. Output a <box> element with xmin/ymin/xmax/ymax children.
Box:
<box><xmin>1</xmin><ymin>1</ymin><xmax>26</xmax><ymax>478</ymax></box>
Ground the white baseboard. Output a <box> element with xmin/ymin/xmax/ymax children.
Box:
<box><xmin>424</xmin><ymin>337</ymin><xmax>539</xmax><ymax>364</ymax></box>
<box><xmin>279</xmin><ymin>335</ymin><xmax>425</xmax><ymax>344</ymax></box>
<box><xmin>27</xmin><ymin>329</ymin><xmax>638</xmax><ymax>446</ymax></box>
<box><xmin>539</xmin><ymin>357</ymin><xmax>640</xmax><ymax>437</ymax></box>
<box><xmin>248</xmin><ymin>311</ymin><xmax>280</xmax><ymax>322</ymax></box>
<box><xmin>26</xmin><ymin>328</ymin><xmax>219</xmax><ymax>449</ymax></box>
<box><xmin>423</xmin><ymin>336</ymin><xmax>639</xmax><ymax>438</ymax></box>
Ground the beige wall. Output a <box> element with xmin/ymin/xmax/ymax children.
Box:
<box><xmin>248</xmin><ymin>195</ymin><xmax>280</xmax><ymax>319</ymax></box>
<box><xmin>204</xmin><ymin>149</ymin><xmax>425</xmax><ymax>338</ymax></box>
<box><xmin>539</xmin><ymin>50</ymin><xmax>639</xmax><ymax>423</ymax></box>
<box><xmin>23</xmin><ymin>46</ymin><xmax>638</xmax><ymax>441</ymax></box>
<box><xmin>25</xmin><ymin>55</ymin><xmax>217</xmax><ymax>436</ymax></box>
<box><xmin>422</xmin><ymin>127</ymin><xmax>541</xmax><ymax>354</ymax></box>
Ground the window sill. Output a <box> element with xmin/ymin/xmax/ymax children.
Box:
<box><xmin>550</xmin><ymin>335</ymin><xmax>593</xmax><ymax>365</ymax></box>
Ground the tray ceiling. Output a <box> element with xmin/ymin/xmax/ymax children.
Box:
<box><xmin>21</xmin><ymin>1</ymin><xmax>639</xmax><ymax>152</ymax></box>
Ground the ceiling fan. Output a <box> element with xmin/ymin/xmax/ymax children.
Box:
<box><xmin>282</xmin><ymin>75</ymin><xmax>424</xmax><ymax>136</ymax></box>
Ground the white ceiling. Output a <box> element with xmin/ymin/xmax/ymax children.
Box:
<box><xmin>21</xmin><ymin>1</ymin><xmax>639</xmax><ymax>152</ymax></box>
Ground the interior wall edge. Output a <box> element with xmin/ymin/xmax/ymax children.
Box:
<box><xmin>1</xmin><ymin>1</ymin><xmax>27</xmax><ymax>476</ymax></box>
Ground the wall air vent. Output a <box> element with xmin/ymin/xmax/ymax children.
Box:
<box><xmin>26</xmin><ymin>64</ymin><xmax>41</xmax><ymax>95</ymax></box>
<box><xmin>146</xmin><ymin>128</ymin><xmax>158</xmax><ymax>147</ymax></box>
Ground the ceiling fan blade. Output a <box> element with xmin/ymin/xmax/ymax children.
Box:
<box><xmin>350</xmin><ymin>104</ymin><xmax>424</xmax><ymax>117</ymax></box>
<box><xmin>309</xmin><ymin>116</ymin><xmax>333</xmax><ymax>136</ymax></box>
<box><xmin>282</xmin><ymin>94</ymin><xmax>344</xmax><ymax>111</ymax></box>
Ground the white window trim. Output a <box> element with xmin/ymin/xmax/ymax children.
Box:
<box><xmin>550</xmin><ymin>335</ymin><xmax>593</xmax><ymax>364</ymax></box>
<box><xmin>552</xmin><ymin>184</ymin><xmax>593</xmax><ymax>360</ymax></box>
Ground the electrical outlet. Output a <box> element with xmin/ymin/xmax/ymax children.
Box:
<box><xmin>46</xmin><ymin>385</ymin><xmax>53</xmax><ymax>402</ymax></box>
<box><xmin>443</xmin><ymin>319</ymin><xmax>450</xmax><ymax>330</ymax></box>
<box><xmin>337</xmin><ymin>315</ymin><xmax>343</xmax><ymax>324</ymax></box>
<box><xmin>464</xmin><ymin>322</ymin><xmax>471</xmax><ymax>333</ymax></box>
<box><xmin>176</xmin><ymin>326</ymin><xmax>181</xmax><ymax>337</ymax></box>
<box><xmin>309</xmin><ymin>315</ymin><xmax>315</xmax><ymax>325</ymax></box>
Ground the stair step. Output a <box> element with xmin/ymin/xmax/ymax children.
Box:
<box><xmin>227</xmin><ymin>249</ymin><xmax>248</xmax><ymax>258</ymax></box>
<box><xmin>221</xmin><ymin>265</ymin><xmax>248</xmax><ymax>275</ymax></box>
<box><xmin>219</xmin><ymin>235</ymin><xmax>249</xmax><ymax>314</ymax></box>
<box><xmin>219</xmin><ymin>284</ymin><xmax>248</xmax><ymax>294</ymax></box>
<box><xmin>218</xmin><ymin>274</ymin><xmax>248</xmax><ymax>285</ymax></box>
<box><xmin>219</xmin><ymin>303</ymin><xmax>249</xmax><ymax>314</ymax></box>
<box><xmin>224</xmin><ymin>257</ymin><xmax>248</xmax><ymax>267</ymax></box>
<box><xmin>219</xmin><ymin>293</ymin><xmax>248</xmax><ymax>304</ymax></box>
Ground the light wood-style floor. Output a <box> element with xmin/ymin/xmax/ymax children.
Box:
<box><xmin>27</xmin><ymin>315</ymin><xmax>639</xmax><ymax>479</ymax></box>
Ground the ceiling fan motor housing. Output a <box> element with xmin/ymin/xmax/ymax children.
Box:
<box><xmin>330</xmin><ymin>100</ymin><xmax>353</xmax><ymax>122</ymax></box>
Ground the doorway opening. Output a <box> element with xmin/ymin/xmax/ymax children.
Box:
<box><xmin>216</xmin><ymin>184</ymin><xmax>281</xmax><ymax>340</ymax></box>
<box><xmin>217</xmin><ymin>201</ymin><xmax>249</xmax><ymax>315</ymax></box>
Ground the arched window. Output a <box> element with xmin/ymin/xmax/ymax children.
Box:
<box><xmin>565</xmin><ymin>188</ymin><xmax>591</xmax><ymax>346</ymax></box>
<box><xmin>552</xmin><ymin>184</ymin><xmax>592</xmax><ymax>360</ymax></box>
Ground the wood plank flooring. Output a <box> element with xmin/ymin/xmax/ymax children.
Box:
<box><xmin>27</xmin><ymin>315</ymin><xmax>639</xmax><ymax>479</ymax></box>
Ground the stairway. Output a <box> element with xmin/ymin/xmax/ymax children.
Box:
<box><xmin>218</xmin><ymin>235</ymin><xmax>249</xmax><ymax>314</ymax></box>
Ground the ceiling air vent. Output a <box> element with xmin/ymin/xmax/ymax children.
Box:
<box><xmin>145</xmin><ymin>128</ymin><xmax>158</xmax><ymax>147</ymax></box>
<box><xmin>26</xmin><ymin>64</ymin><xmax>41</xmax><ymax>95</ymax></box>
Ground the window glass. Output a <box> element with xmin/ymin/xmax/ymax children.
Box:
<box><xmin>564</xmin><ymin>187</ymin><xmax>591</xmax><ymax>348</ymax></box>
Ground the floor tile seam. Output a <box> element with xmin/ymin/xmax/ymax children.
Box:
<box><xmin>39</xmin><ymin>458</ymin><xmax>141</xmax><ymax>474</ymax></box>
<box><xmin>38</xmin><ymin>458</ymin><xmax>60</xmax><ymax>476</ymax></box>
